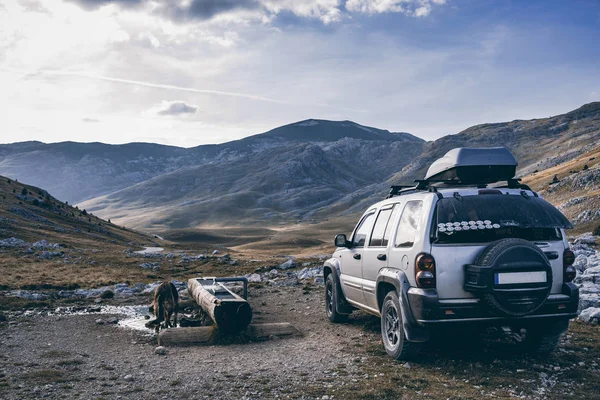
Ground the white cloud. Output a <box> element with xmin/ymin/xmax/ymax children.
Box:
<box><xmin>261</xmin><ymin>0</ymin><xmax>342</xmax><ymax>24</ymax></box>
<box><xmin>345</xmin><ymin>0</ymin><xmax>446</xmax><ymax>17</ymax></box>
<box><xmin>152</xmin><ymin>100</ymin><xmax>198</xmax><ymax>116</ymax></box>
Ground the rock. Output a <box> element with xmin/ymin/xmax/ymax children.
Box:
<box><xmin>140</xmin><ymin>262</ymin><xmax>160</xmax><ymax>270</ymax></box>
<box><xmin>575</xmin><ymin>235</ymin><xmax>596</xmax><ymax>245</ymax></box>
<box><xmin>268</xmin><ymin>269</ymin><xmax>279</xmax><ymax>277</ymax></box>
<box><xmin>273</xmin><ymin>274</ymin><xmax>299</xmax><ymax>287</ymax></box>
<box><xmin>579</xmin><ymin>307</ymin><xmax>600</xmax><ymax>324</ymax></box>
<box><xmin>9</xmin><ymin>290</ymin><xmax>49</xmax><ymax>300</ymax></box>
<box><xmin>574</xmin><ymin>255</ymin><xmax>588</xmax><ymax>272</ymax></box>
<box><xmin>278</xmin><ymin>259</ymin><xmax>296</xmax><ymax>270</ymax></box>
<box><xmin>246</xmin><ymin>273</ymin><xmax>262</xmax><ymax>283</ymax></box>
<box><xmin>106</xmin><ymin>317</ymin><xmax>119</xmax><ymax>324</ymax></box>
<box><xmin>297</xmin><ymin>266</ymin><xmax>324</xmax><ymax>280</ymax></box>
<box><xmin>229</xmin><ymin>260</ymin><xmax>238</xmax><ymax>266</ymax></box>
<box><xmin>96</xmin><ymin>319</ymin><xmax>105</xmax><ymax>325</ymax></box>
<box><xmin>217</xmin><ymin>254</ymin><xmax>231</xmax><ymax>263</ymax></box>
<box><xmin>32</xmin><ymin>240</ymin><xmax>60</xmax><ymax>250</ymax></box>
<box><xmin>0</xmin><ymin>237</ymin><xmax>27</xmax><ymax>248</ymax></box>
<box><xmin>212</xmin><ymin>250</ymin><xmax>220</xmax><ymax>255</ymax></box>
<box><xmin>123</xmin><ymin>375</ymin><xmax>134</xmax><ymax>382</ymax></box>
<box><xmin>154</xmin><ymin>346</ymin><xmax>168</xmax><ymax>355</ymax></box>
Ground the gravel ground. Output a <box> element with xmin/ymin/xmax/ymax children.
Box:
<box><xmin>1</xmin><ymin>284</ymin><xmax>599</xmax><ymax>400</ymax></box>
<box><xmin>0</xmin><ymin>285</ymin><xmax>375</xmax><ymax>399</ymax></box>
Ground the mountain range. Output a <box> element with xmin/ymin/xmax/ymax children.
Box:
<box><xmin>1</xmin><ymin>103</ymin><xmax>599</xmax><ymax>235</ymax></box>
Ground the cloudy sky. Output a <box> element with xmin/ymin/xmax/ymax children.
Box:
<box><xmin>1</xmin><ymin>0</ymin><xmax>599</xmax><ymax>147</ymax></box>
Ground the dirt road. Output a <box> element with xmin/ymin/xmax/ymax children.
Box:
<box><xmin>1</xmin><ymin>284</ymin><xmax>599</xmax><ymax>399</ymax></box>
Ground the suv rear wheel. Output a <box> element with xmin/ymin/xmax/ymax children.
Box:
<box><xmin>381</xmin><ymin>291</ymin><xmax>421</xmax><ymax>360</ymax></box>
<box><xmin>325</xmin><ymin>274</ymin><xmax>348</xmax><ymax>323</ymax></box>
<box><xmin>522</xmin><ymin>320</ymin><xmax>569</xmax><ymax>356</ymax></box>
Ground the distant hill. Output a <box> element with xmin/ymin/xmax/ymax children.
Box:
<box><xmin>2</xmin><ymin>104</ymin><xmax>599</xmax><ymax>234</ymax></box>
<box><xmin>77</xmin><ymin>121</ymin><xmax>425</xmax><ymax>230</ymax></box>
<box><xmin>0</xmin><ymin>120</ymin><xmax>422</xmax><ymax>205</ymax></box>
<box><xmin>325</xmin><ymin>102</ymin><xmax>600</xmax><ymax>218</ymax></box>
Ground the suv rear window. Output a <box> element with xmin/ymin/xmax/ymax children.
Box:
<box><xmin>433</xmin><ymin>194</ymin><xmax>571</xmax><ymax>244</ymax></box>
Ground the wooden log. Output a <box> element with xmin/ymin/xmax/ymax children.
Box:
<box><xmin>187</xmin><ymin>278</ymin><xmax>252</xmax><ymax>332</ymax></box>
<box><xmin>159</xmin><ymin>326</ymin><xmax>216</xmax><ymax>346</ymax></box>
<box><xmin>158</xmin><ymin>323</ymin><xmax>301</xmax><ymax>347</ymax></box>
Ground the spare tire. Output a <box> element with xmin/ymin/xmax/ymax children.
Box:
<box><xmin>465</xmin><ymin>238</ymin><xmax>553</xmax><ymax>317</ymax></box>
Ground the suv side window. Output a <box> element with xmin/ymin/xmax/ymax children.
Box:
<box><xmin>352</xmin><ymin>212</ymin><xmax>376</xmax><ymax>247</ymax></box>
<box><xmin>395</xmin><ymin>201</ymin><xmax>423</xmax><ymax>248</ymax></box>
<box><xmin>369</xmin><ymin>204</ymin><xmax>398</xmax><ymax>247</ymax></box>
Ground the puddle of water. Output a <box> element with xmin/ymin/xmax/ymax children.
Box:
<box><xmin>50</xmin><ymin>305</ymin><xmax>155</xmax><ymax>334</ymax></box>
<box><xmin>134</xmin><ymin>247</ymin><xmax>164</xmax><ymax>255</ymax></box>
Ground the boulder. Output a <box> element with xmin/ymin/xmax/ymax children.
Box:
<box><xmin>278</xmin><ymin>259</ymin><xmax>296</xmax><ymax>270</ymax></box>
<box><xmin>578</xmin><ymin>307</ymin><xmax>600</xmax><ymax>324</ymax></box>
<box><xmin>576</xmin><ymin>266</ymin><xmax>600</xmax><ymax>311</ymax></box>
<box><xmin>574</xmin><ymin>235</ymin><xmax>596</xmax><ymax>245</ymax></box>
<box><xmin>574</xmin><ymin>254</ymin><xmax>588</xmax><ymax>272</ymax></box>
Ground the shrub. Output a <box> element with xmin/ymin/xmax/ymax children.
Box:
<box><xmin>594</xmin><ymin>225</ymin><xmax>600</xmax><ymax>236</ymax></box>
<box><xmin>32</xmin><ymin>199</ymin><xmax>40</xmax><ymax>206</ymax></box>
<box><xmin>100</xmin><ymin>290</ymin><xmax>114</xmax><ymax>299</ymax></box>
<box><xmin>584</xmin><ymin>164</ymin><xmax>589</xmax><ymax>171</ymax></box>
<box><xmin>82</xmin><ymin>209</ymin><xmax>87</xmax><ymax>215</ymax></box>
<box><xmin>21</xmin><ymin>188</ymin><xmax>28</xmax><ymax>196</ymax></box>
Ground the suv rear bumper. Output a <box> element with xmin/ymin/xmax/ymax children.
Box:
<box><xmin>407</xmin><ymin>282</ymin><xmax>579</xmax><ymax>326</ymax></box>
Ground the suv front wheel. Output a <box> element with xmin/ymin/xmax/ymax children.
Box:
<box><xmin>381</xmin><ymin>291</ymin><xmax>421</xmax><ymax>360</ymax></box>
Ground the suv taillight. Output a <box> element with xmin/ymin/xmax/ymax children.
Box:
<box><xmin>416</xmin><ymin>253</ymin><xmax>436</xmax><ymax>288</ymax></box>
<box><xmin>563</xmin><ymin>249</ymin><xmax>576</xmax><ymax>282</ymax></box>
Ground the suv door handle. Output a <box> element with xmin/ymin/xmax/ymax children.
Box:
<box><xmin>377</xmin><ymin>254</ymin><xmax>386</xmax><ymax>261</ymax></box>
<box><xmin>353</xmin><ymin>254</ymin><xmax>361</xmax><ymax>260</ymax></box>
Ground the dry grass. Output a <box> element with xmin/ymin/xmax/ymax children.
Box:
<box><xmin>522</xmin><ymin>147</ymin><xmax>600</xmax><ymax>235</ymax></box>
<box><xmin>303</xmin><ymin>321</ymin><xmax>600</xmax><ymax>400</ymax></box>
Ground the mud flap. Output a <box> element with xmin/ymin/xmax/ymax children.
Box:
<box><xmin>324</xmin><ymin>263</ymin><xmax>354</xmax><ymax>315</ymax></box>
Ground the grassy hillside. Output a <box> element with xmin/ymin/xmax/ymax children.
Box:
<box><xmin>522</xmin><ymin>147</ymin><xmax>600</xmax><ymax>235</ymax></box>
<box><xmin>0</xmin><ymin>176</ymin><xmax>159</xmax><ymax>290</ymax></box>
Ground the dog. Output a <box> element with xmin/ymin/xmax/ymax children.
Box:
<box><xmin>151</xmin><ymin>281</ymin><xmax>179</xmax><ymax>333</ymax></box>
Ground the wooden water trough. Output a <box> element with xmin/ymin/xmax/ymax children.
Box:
<box><xmin>187</xmin><ymin>276</ymin><xmax>253</xmax><ymax>332</ymax></box>
<box><xmin>158</xmin><ymin>276</ymin><xmax>300</xmax><ymax>347</ymax></box>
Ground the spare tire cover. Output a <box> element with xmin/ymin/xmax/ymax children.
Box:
<box><xmin>470</xmin><ymin>238</ymin><xmax>553</xmax><ymax>317</ymax></box>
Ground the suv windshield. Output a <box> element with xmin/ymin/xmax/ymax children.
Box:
<box><xmin>433</xmin><ymin>193</ymin><xmax>572</xmax><ymax>244</ymax></box>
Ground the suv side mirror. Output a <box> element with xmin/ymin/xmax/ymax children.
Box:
<box><xmin>335</xmin><ymin>234</ymin><xmax>350</xmax><ymax>247</ymax></box>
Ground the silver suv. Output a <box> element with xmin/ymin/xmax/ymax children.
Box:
<box><xmin>324</xmin><ymin>147</ymin><xmax>578</xmax><ymax>359</ymax></box>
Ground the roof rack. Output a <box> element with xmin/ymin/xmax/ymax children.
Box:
<box><xmin>386</xmin><ymin>179</ymin><xmax>533</xmax><ymax>198</ymax></box>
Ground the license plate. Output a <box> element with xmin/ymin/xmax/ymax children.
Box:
<box><xmin>495</xmin><ymin>271</ymin><xmax>547</xmax><ymax>285</ymax></box>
